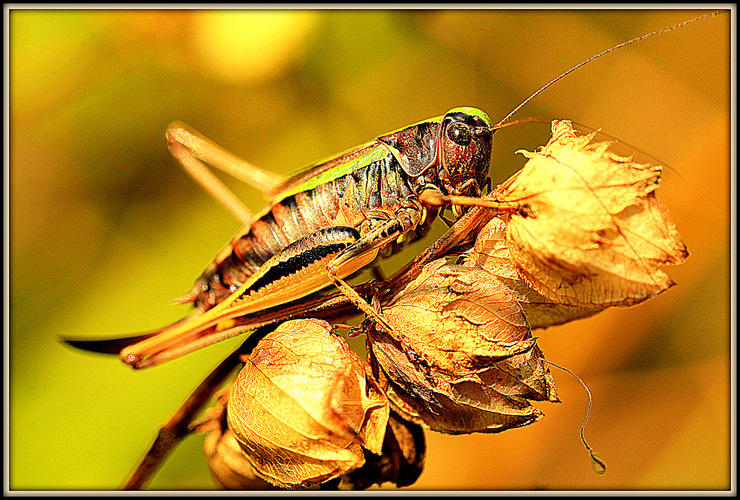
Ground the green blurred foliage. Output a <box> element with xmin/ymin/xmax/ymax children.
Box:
<box><xmin>8</xmin><ymin>8</ymin><xmax>730</xmax><ymax>491</ymax></box>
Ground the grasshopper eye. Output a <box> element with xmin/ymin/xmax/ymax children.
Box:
<box><xmin>447</xmin><ymin>122</ymin><xmax>471</xmax><ymax>145</ymax></box>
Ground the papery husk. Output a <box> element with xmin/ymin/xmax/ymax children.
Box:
<box><xmin>201</xmin><ymin>395</ymin><xmax>274</xmax><ymax>490</ymax></box>
<box><xmin>382</xmin><ymin>259</ymin><xmax>536</xmax><ymax>376</ymax></box>
<box><xmin>367</xmin><ymin>259</ymin><xmax>558</xmax><ymax>434</ymax></box>
<box><xmin>227</xmin><ymin>318</ymin><xmax>389</xmax><ymax>489</ymax></box>
<box><xmin>463</xmin><ymin>215</ymin><xmax>604</xmax><ymax>328</ymax></box>
<box><xmin>494</xmin><ymin>120</ymin><xmax>688</xmax><ymax>309</ymax></box>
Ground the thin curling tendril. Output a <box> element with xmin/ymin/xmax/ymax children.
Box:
<box><xmin>548</xmin><ymin>360</ymin><xmax>607</xmax><ymax>475</ymax></box>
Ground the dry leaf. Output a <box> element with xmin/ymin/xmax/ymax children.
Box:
<box><xmin>494</xmin><ymin>120</ymin><xmax>688</xmax><ymax>308</ymax></box>
<box><xmin>367</xmin><ymin>259</ymin><xmax>558</xmax><ymax>434</ymax></box>
<box><xmin>227</xmin><ymin>318</ymin><xmax>389</xmax><ymax>489</ymax></box>
<box><xmin>463</xmin><ymin>215</ymin><xmax>604</xmax><ymax>328</ymax></box>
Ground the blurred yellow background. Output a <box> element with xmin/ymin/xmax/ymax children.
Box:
<box><xmin>8</xmin><ymin>8</ymin><xmax>731</xmax><ymax>491</ymax></box>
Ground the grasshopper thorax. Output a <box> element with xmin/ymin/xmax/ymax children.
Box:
<box><xmin>437</xmin><ymin>107</ymin><xmax>493</xmax><ymax>199</ymax></box>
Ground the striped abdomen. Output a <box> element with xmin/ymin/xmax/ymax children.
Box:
<box><xmin>186</xmin><ymin>154</ymin><xmax>423</xmax><ymax>310</ymax></box>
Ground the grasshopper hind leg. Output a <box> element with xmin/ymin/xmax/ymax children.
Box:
<box><xmin>166</xmin><ymin>123</ymin><xmax>286</xmax><ymax>223</ymax></box>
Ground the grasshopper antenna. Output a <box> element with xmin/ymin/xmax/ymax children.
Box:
<box><xmin>494</xmin><ymin>10</ymin><xmax>726</xmax><ymax>130</ymax></box>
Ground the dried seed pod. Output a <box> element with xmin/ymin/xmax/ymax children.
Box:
<box><xmin>383</xmin><ymin>259</ymin><xmax>536</xmax><ymax>376</ymax></box>
<box><xmin>367</xmin><ymin>259</ymin><xmax>558</xmax><ymax>434</ymax></box>
<box><xmin>227</xmin><ymin>318</ymin><xmax>389</xmax><ymax>489</ymax></box>
<box><xmin>463</xmin><ymin>216</ymin><xmax>604</xmax><ymax>329</ymax></box>
<box><xmin>494</xmin><ymin>120</ymin><xmax>688</xmax><ymax>309</ymax></box>
<box><xmin>205</xmin><ymin>428</ymin><xmax>274</xmax><ymax>490</ymax></box>
<box><xmin>201</xmin><ymin>395</ymin><xmax>274</xmax><ymax>490</ymax></box>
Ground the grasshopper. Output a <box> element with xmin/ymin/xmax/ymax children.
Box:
<box><xmin>115</xmin><ymin>106</ymin><xmax>495</xmax><ymax>369</ymax></box>
<box><xmin>67</xmin><ymin>105</ymin><xmax>500</xmax><ymax>369</ymax></box>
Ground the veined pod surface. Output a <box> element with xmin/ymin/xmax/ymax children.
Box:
<box><xmin>227</xmin><ymin>318</ymin><xmax>389</xmax><ymax>489</ymax></box>
<box><xmin>493</xmin><ymin>120</ymin><xmax>689</xmax><ymax>309</ymax></box>
<box><xmin>200</xmin><ymin>393</ymin><xmax>274</xmax><ymax>490</ymax></box>
<box><xmin>199</xmin><ymin>362</ymin><xmax>424</xmax><ymax>490</ymax></box>
<box><xmin>367</xmin><ymin>258</ymin><xmax>559</xmax><ymax>435</ymax></box>
<box><xmin>462</xmin><ymin>215</ymin><xmax>605</xmax><ymax>329</ymax></box>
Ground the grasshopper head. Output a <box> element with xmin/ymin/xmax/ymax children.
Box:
<box><xmin>438</xmin><ymin>107</ymin><xmax>493</xmax><ymax>198</ymax></box>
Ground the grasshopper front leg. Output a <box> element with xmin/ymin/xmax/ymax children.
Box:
<box><xmin>326</xmin><ymin>204</ymin><xmax>424</xmax><ymax>332</ymax></box>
